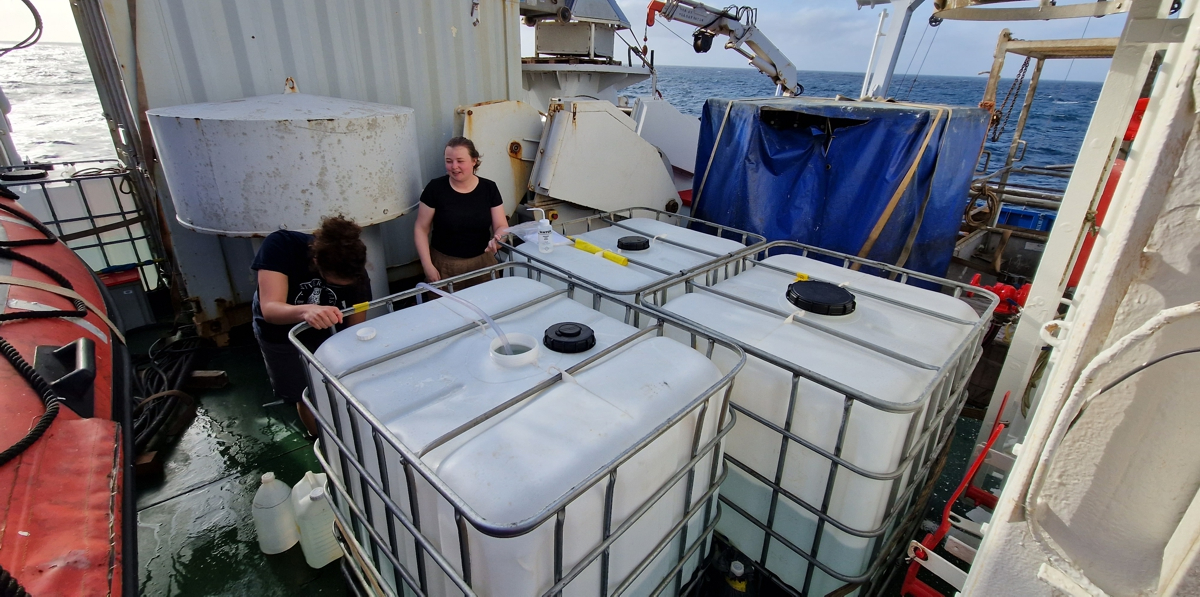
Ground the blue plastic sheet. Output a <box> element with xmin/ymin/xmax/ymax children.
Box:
<box><xmin>691</xmin><ymin>97</ymin><xmax>989</xmax><ymax>278</ymax></box>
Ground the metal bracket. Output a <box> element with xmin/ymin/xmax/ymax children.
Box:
<box><xmin>944</xmin><ymin>532</ymin><xmax>978</xmax><ymax>564</ymax></box>
<box><xmin>908</xmin><ymin>541</ymin><xmax>968</xmax><ymax>590</ymax></box>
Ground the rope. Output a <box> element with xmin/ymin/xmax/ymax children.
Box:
<box><xmin>854</xmin><ymin>108</ymin><xmax>945</xmax><ymax>267</ymax></box>
<box><xmin>0</xmin><ymin>337</ymin><xmax>61</xmax><ymax>467</ymax></box>
<box><xmin>0</xmin><ymin>203</ymin><xmax>59</xmax><ymax>248</ymax></box>
<box><xmin>0</xmin><ymin>565</ymin><xmax>30</xmax><ymax>597</ymax></box>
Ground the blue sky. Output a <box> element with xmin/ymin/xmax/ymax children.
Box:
<box><xmin>4</xmin><ymin>0</ymin><xmax>1125</xmax><ymax>82</ymax></box>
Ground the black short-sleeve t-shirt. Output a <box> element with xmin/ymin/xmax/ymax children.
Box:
<box><xmin>251</xmin><ymin>230</ymin><xmax>371</xmax><ymax>347</ymax></box>
<box><xmin>419</xmin><ymin>175</ymin><xmax>503</xmax><ymax>259</ymax></box>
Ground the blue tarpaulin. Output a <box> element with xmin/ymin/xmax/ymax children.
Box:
<box><xmin>691</xmin><ymin>97</ymin><xmax>989</xmax><ymax>278</ymax></box>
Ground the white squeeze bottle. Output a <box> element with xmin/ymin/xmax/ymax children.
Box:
<box><xmin>533</xmin><ymin>208</ymin><xmax>554</xmax><ymax>253</ymax></box>
<box><xmin>296</xmin><ymin>487</ymin><xmax>342</xmax><ymax>568</ymax></box>
<box><xmin>251</xmin><ymin>472</ymin><xmax>300</xmax><ymax>554</ymax></box>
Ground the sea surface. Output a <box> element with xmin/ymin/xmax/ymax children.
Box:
<box><xmin>1</xmin><ymin>43</ymin><xmax>1100</xmax><ymax>172</ymax></box>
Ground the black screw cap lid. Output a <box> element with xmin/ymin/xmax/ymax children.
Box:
<box><xmin>543</xmin><ymin>322</ymin><xmax>596</xmax><ymax>354</ymax></box>
<box><xmin>786</xmin><ymin>280</ymin><xmax>856</xmax><ymax>316</ymax></box>
<box><xmin>616</xmin><ymin>236</ymin><xmax>650</xmax><ymax>251</ymax></box>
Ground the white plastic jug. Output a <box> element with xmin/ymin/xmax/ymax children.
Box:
<box><xmin>251</xmin><ymin>472</ymin><xmax>299</xmax><ymax>555</ymax></box>
<box><xmin>290</xmin><ymin>470</ymin><xmax>328</xmax><ymax>524</ymax></box>
<box><xmin>296</xmin><ymin>487</ymin><xmax>342</xmax><ymax>569</ymax></box>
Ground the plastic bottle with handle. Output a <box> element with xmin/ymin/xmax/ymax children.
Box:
<box><xmin>290</xmin><ymin>470</ymin><xmax>327</xmax><ymax>526</ymax></box>
<box><xmin>251</xmin><ymin>472</ymin><xmax>300</xmax><ymax>554</ymax></box>
<box><xmin>295</xmin><ymin>487</ymin><xmax>342</xmax><ymax>568</ymax></box>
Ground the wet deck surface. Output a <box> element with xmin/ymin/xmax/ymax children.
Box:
<box><xmin>134</xmin><ymin>326</ymin><xmax>349</xmax><ymax>596</ymax></box>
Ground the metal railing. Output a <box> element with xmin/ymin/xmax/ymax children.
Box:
<box><xmin>1</xmin><ymin>161</ymin><xmax>160</xmax><ymax>289</ymax></box>
<box><xmin>640</xmin><ymin>240</ymin><xmax>998</xmax><ymax>596</ymax></box>
<box><xmin>291</xmin><ymin>260</ymin><xmax>748</xmax><ymax>596</ymax></box>
<box><xmin>501</xmin><ymin>207</ymin><xmax>766</xmax><ymax>308</ymax></box>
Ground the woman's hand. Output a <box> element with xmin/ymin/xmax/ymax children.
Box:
<box><xmin>423</xmin><ymin>264</ymin><xmax>442</xmax><ymax>282</ymax></box>
<box><xmin>300</xmin><ymin>304</ymin><xmax>344</xmax><ymax>330</ymax></box>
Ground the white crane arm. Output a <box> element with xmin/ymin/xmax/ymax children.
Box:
<box><xmin>646</xmin><ymin>0</ymin><xmax>802</xmax><ymax>96</ymax></box>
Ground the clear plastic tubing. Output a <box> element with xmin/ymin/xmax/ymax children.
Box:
<box><xmin>415</xmin><ymin>282</ymin><xmax>513</xmax><ymax>355</ymax></box>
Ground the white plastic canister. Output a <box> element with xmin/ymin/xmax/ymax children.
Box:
<box><xmin>660</xmin><ymin>253</ymin><xmax>983</xmax><ymax>594</ymax></box>
<box><xmin>310</xmin><ymin>276</ymin><xmax>729</xmax><ymax>596</ymax></box>
<box><xmin>296</xmin><ymin>487</ymin><xmax>343</xmax><ymax>568</ymax></box>
<box><xmin>252</xmin><ymin>472</ymin><xmax>300</xmax><ymax>555</ymax></box>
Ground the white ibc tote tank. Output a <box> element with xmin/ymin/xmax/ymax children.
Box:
<box><xmin>299</xmin><ymin>265</ymin><xmax>744</xmax><ymax>597</ymax></box>
<box><xmin>649</xmin><ymin>243</ymin><xmax>995</xmax><ymax>596</ymax></box>
<box><xmin>505</xmin><ymin>208</ymin><xmax>763</xmax><ymax>320</ymax></box>
<box><xmin>146</xmin><ymin>90</ymin><xmax>422</xmax><ymax>298</ymax></box>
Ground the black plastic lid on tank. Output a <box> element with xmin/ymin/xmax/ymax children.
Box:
<box><xmin>544</xmin><ymin>322</ymin><xmax>596</xmax><ymax>353</ymax></box>
<box><xmin>786</xmin><ymin>280</ymin><xmax>856</xmax><ymax>316</ymax></box>
<box><xmin>617</xmin><ymin>236</ymin><xmax>651</xmax><ymax>251</ymax></box>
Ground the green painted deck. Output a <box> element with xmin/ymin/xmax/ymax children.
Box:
<box><xmin>134</xmin><ymin>326</ymin><xmax>350</xmax><ymax>596</ymax></box>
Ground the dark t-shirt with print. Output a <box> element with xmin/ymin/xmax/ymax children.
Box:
<box><xmin>251</xmin><ymin>230</ymin><xmax>371</xmax><ymax>347</ymax></box>
<box><xmin>419</xmin><ymin>175</ymin><xmax>503</xmax><ymax>258</ymax></box>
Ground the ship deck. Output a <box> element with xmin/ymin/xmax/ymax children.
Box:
<box><xmin>133</xmin><ymin>324</ymin><xmax>349</xmax><ymax>596</ymax></box>
<box><xmin>132</xmin><ymin>320</ymin><xmax>985</xmax><ymax>596</ymax></box>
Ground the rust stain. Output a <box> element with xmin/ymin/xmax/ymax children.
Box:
<box><xmin>508</xmin><ymin>141</ymin><xmax>522</xmax><ymax>159</ymax></box>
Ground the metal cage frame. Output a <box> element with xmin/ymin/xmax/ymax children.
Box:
<box><xmin>290</xmin><ymin>260</ymin><xmax>749</xmax><ymax>597</ymax></box>
<box><xmin>500</xmin><ymin>207</ymin><xmax>766</xmax><ymax>307</ymax></box>
<box><xmin>640</xmin><ymin>240</ymin><xmax>999</xmax><ymax>596</ymax></box>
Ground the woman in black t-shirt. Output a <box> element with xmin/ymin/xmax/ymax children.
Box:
<box><xmin>251</xmin><ymin>215</ymin><xmax>371</xmax><ymax>436</ymax></box>
<box><xmin>414</xmin><ymin>137</ymin><xmax>509</xmax><ymax>288</ymax></box>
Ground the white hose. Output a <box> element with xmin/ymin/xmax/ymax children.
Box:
<box><xmin>415</xmin><ymin>283</ymin><xmax>513</xmax><ymax>355</ymax></box>
<box><xmin>1024</xmin><ymin>301</ymin><xmax>1200</xmax><ymax>595</ymax></box>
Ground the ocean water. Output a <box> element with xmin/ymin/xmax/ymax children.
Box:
<box><xmin>625</xmin><ymin>66</ymin><xmax>1102</xmax><ymax>177</ymax></box>
<box><xmin>0</xmin><ymin>44</ymin><xmax>1099</xmax><ymax>172</ymax></box>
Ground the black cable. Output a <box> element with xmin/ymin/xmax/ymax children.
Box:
<box><xmin>132</xmin><ymin>333</ymin><xmax>206</xmax><ymax>454</ymax></box>
<box><xmin>0</xmin><ymin>0</ymin><xmax>42</xmax><ymax>59</ymax></box>
<box><xmin>0</xmin><ymin>337</ymin><xmax>60</xmax><ymax>468</ymax></box>
<box><xmin>0</xmin><ymin>564</ymin><xmax>30</xmax><ymax>597</ymax></box>
<box><xmin>1096</xmin><ymin>347</ymin><xmax>1200</xmax><ymax>395</ymax></box>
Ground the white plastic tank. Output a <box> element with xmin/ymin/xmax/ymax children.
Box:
<box><xmin>656</xmin><ymin>250</ymin><xmax>988</xmax><ymax>595</ymax></box>
<box><xmin>146</xmin><ymin>92</ymin><xmax>421</xmax><ymax>236</ymax></box>
<box><xmin>507</xmin><ymin>211</ymin><xmax>759</xmax><ymax>319</ymax></box>
<box><xmin>308</xmin><ymin>274</ymin><xmax>736</xmax><ymax>596</ymax></box>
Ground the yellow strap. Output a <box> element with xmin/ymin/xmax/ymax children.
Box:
<box><xmin>352</xmin><ymin>301</ymin><xmax>370</xmax><ymax>314</ymax></box>
<box><xmin>853</xmin><ymin>108</ymin><xmax>945</xmax><ymax>270</ymax></box>
<box><xmin>0</xmin><ymin>275</ymin><xmax>126</xmax><ymax>344</ymax></box>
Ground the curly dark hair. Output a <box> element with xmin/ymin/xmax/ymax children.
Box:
<box><xmin>312</xmin><ymin>215</ymin><xmax>366</xmax><ymax>283</ymax></box>
<box><xmin>446</xmin><ymin>136</ymin><xmax>482</xmax><ymax>173</ymax></box>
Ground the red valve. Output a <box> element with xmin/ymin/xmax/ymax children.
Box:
<box><xmin>970</xmin><ymin>273</ymin><xmax>1028</xmax><ymax>316</ymax></box>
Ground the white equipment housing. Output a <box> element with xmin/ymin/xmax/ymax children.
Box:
<box><xmin>529</xmin><ymin>99</ymin><xmax>679</xmax><ymax>213</ymax></box>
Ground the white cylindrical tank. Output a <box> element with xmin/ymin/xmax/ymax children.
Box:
<box><xmin>305</xmin><ymin>273</ymin><xmax>740</xmax><ymax>596</ymax></box>
<box><xmin>146</xmin><ymin>92</ymin><xmax>421</xmax><ymax>237</ymax></box>
<box><xmin>653</xmin><ymin>247</ymin><xmax>992</xmax><ymax>595</ymax></box>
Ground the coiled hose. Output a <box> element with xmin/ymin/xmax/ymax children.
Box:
<box><xmin>0</xmin><ymin>337</ymin><xmax>60</xmax><ymax>467</ymax></box>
